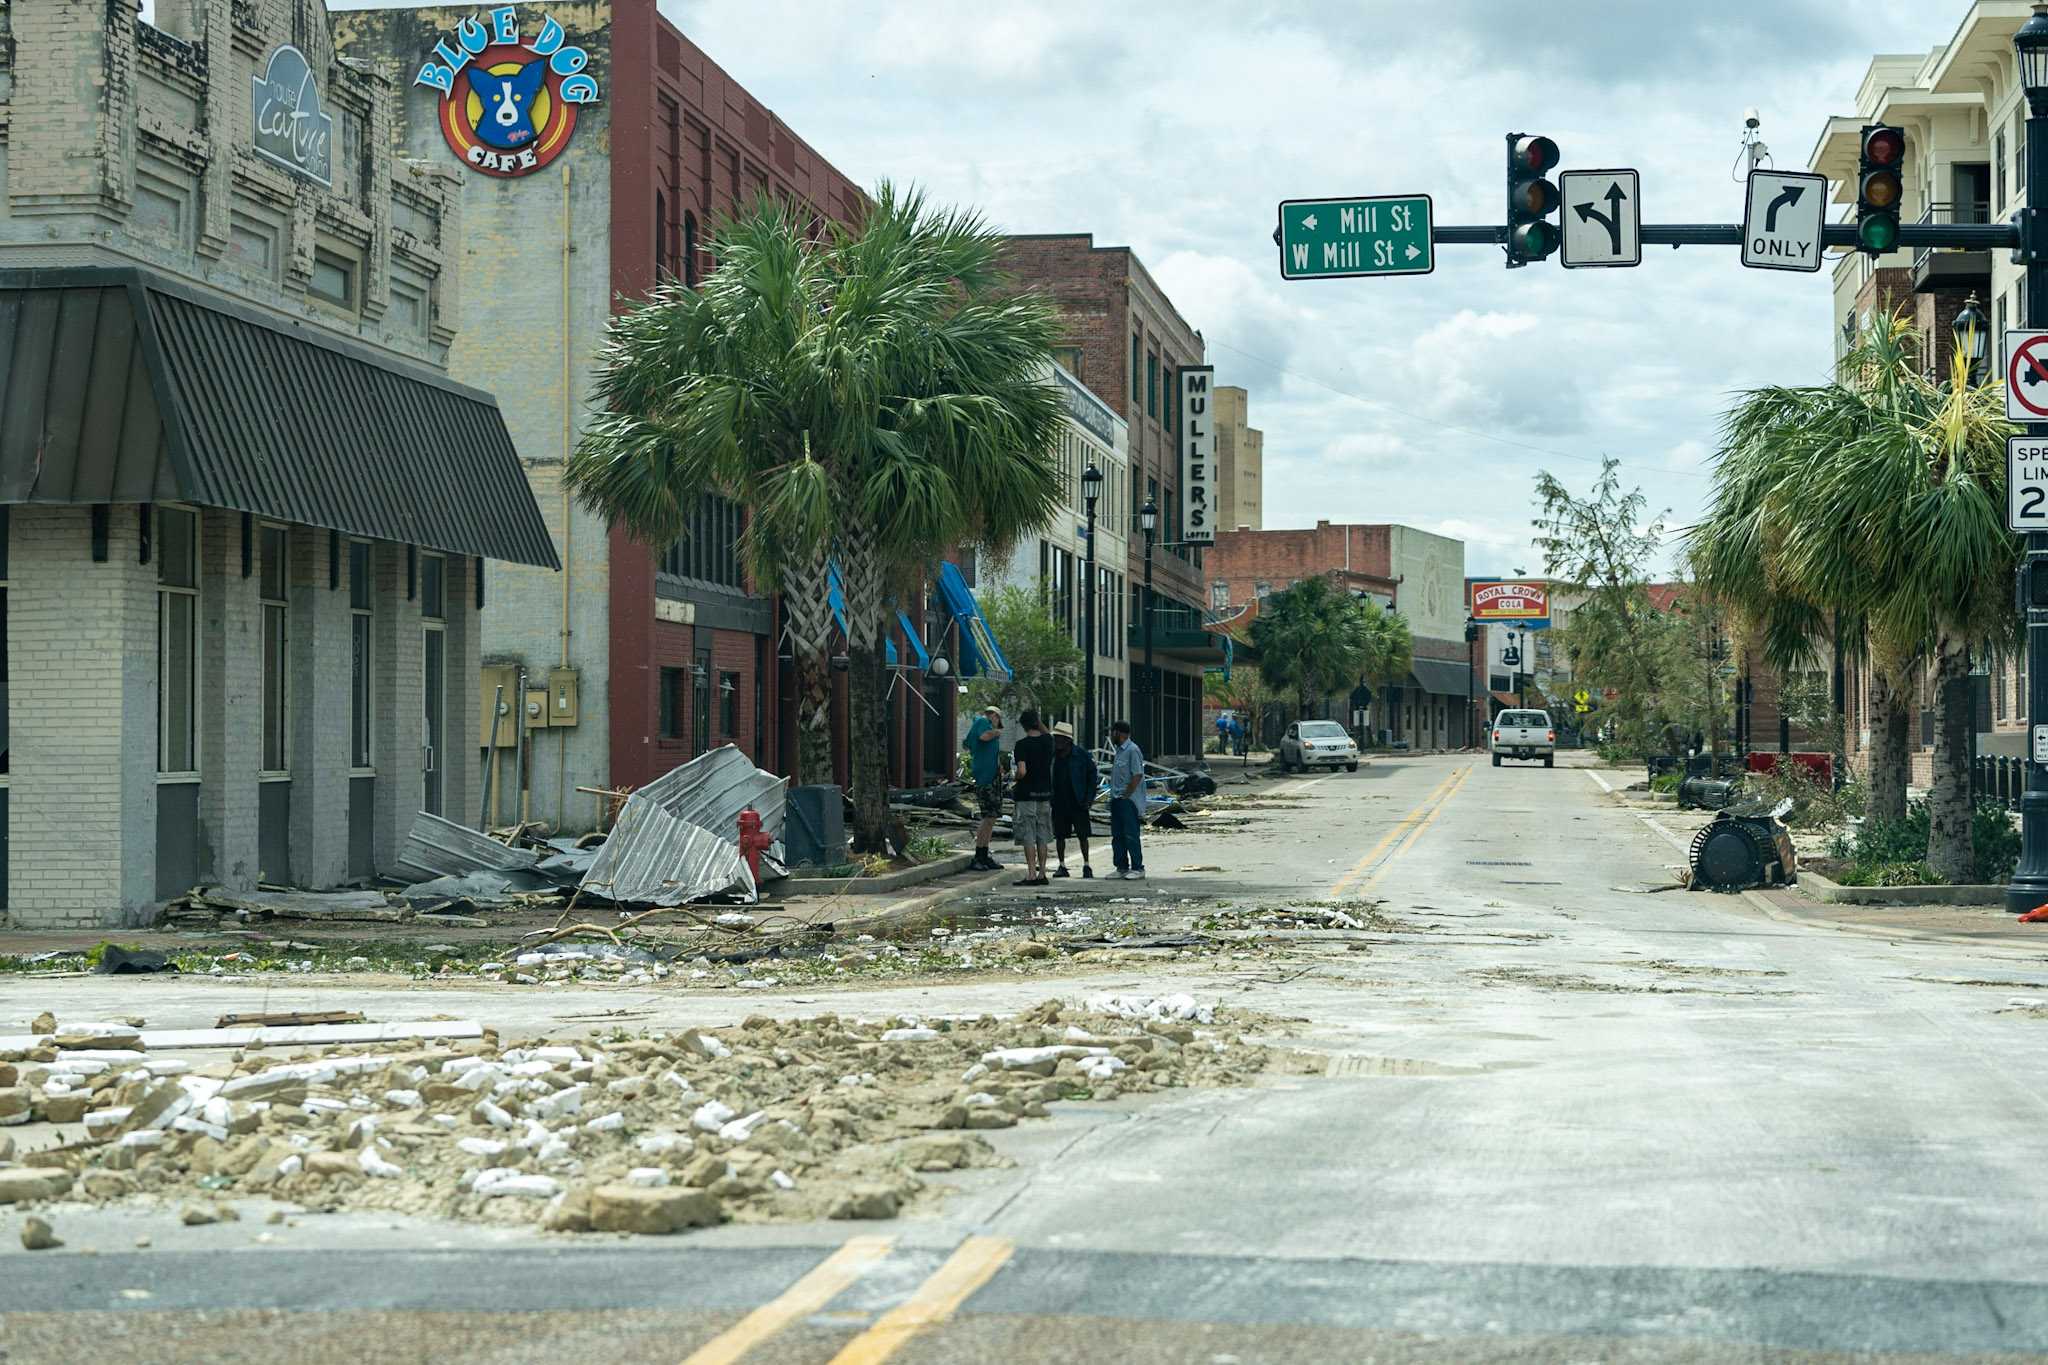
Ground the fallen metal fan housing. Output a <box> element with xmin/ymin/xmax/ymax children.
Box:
<box><xmin>1688</xmin><ymin>815</ymin><xmax>1782</xmax><ymax>892</ymax></box>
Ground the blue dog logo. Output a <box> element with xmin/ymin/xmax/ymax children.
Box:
<box><xmin>475</xmin><ymin>58</ymin><xmax>547</xmax><ymax>149</ymax></box>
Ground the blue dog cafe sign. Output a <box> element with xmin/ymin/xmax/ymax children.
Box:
<box><xmin>416</xmin><ymin>6</ymin><xmax>602</xmax><ymax>178</ymax></box>
<box><xmin>251</xmin><ymin>45</ymin><xmax>333</xmax><ymax>187</ymax></box>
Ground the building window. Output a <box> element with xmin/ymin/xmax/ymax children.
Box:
<box><xmin>1162</xmin><ymin>357</ymin><xmax>1174</xmax><ymax>432</ymax></box>
<box><xmin>1998</xmin><ymin>129</ymin><xmax>2009</xmax><ymax>210</ymax></box>
<box><xmin>157</xmin><ymin>506</ymin><xmax>200</xmax><ymax>775</ymax></box>
<box><xmin>659</xmin><ymin>667</ymin><xmax>685</xmax><ymax>739</ymax></box>
<box><xmin>1131</xmin><ymin>332</ymin><xmax>1142</xmax><ymax>403</ymax></box>
<box><xmin>659</xmin><ymin>496</ymin><xmax>745</xmax><ymax>590</ymax></box>
<box><xmin>1052</xmin><ymin>346</ymin><xmax>1083</xmax><ymax>377</ymax></box>
<box><xmin>420</xmin><ymin>553</ymin><xmax>446</xmax><ymax>621</ymax></box>
<box><xmin>1256</xmin><ymin>580</ymin><xmax>1272</xmax><ymax>599</ymax></box>
<box><xmin>684</xmin><ymin>212</ymin><xmax>698</xmax><ymax>287</ymax></box>
<box><xmin>656</xmin><ymin>191</ymin><xmax>670</xmax><ymax>278</ymax></box>
<box><xmin>2020</xmin><ymin>110</ymin><xmax>2030</xmax><ymax>195</ymax></box>
<box><xmin>259</xmin><ymin>525</ymin><xmax>289</xmax><ymax>774</ymax></box>
<box><xmin>1146</xmin><ymin>352</ymin><xmax>1158</xmax><ymax>418</ymax></box>
<box><xmin>349</xmin><ymin>540</ymin><xmax>372</xmax><ymax>771</ymax></box>
<box><xmin>310</xmin><ymin>250</ymin><xmax>355</xmax><ymax>310</ymax></box>
<box><xmin>1211</xmin><ymin>581</ymin><xmax>1230</xmax><ymax>612</ymax></box>
<box><xmin>719</xmin><ymin>671</ymin><xmax>739</xmax><ymax>736</ymax></box>
<box><xmin>693</xmin><ymin>649</ymin><xmax>713</xmax><ymax>754</ymax></box>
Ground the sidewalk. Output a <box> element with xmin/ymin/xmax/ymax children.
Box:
<box><xmin>1743</xmin><ymin>886</ymin><xmax>2048</xmax><ymax>949</ymax></box>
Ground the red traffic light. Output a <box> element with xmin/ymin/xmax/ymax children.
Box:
<box><xmin>1862</xmin><ymin>126</ymin><xmax>1904</xmax><ymax>166</ymax></box>
<box><xmin>1513</xmin><ymin>135</ymin><xmax>1560</xmax><ymax>174</ymax></box>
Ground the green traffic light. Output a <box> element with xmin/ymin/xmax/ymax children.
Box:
<box><xmin>1858</xmin><ymin>216</ymin><xmax>1899</xmax><ymax>251</ymax></box>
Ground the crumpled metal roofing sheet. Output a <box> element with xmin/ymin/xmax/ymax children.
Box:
<box><xmin>578</xmin><ymin>797</ymin><xmax>756</xmax><ymax>906</ymax></box>
<box><xmin>630</xmin><ymin>744</ymin><xmax>789</xmax><ymax>859</ymax></box>
<box><xmin>396</xmin><ymin>811</ymin><xmax>541</xmax><ymax>881</ymax></box>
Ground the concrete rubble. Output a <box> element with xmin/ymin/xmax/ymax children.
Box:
<box><xmin>0</xmin><ymin>999</ymin><xmax>1282</xmax><ymax>1237</ymax></box>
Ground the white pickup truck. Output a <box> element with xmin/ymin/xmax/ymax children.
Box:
<box><xmin>1490</xmin><ymin>709</ymin><xmax>1555</xmax><ymax>768</ymax></box>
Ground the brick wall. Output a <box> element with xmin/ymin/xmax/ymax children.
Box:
<box><xmin>8</xmin><ymin>506</ymin><xmax>159</xmax><ymax>927</ymax></box>
<box><xmin>1207</xmin><ymin>522</ymin><xmax>1396</xmax><ymax>613</ymax></box>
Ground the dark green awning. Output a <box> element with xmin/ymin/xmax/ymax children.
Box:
<box><xmin>0</xmin><ymin>268</ymin><xmax>558</xmax><ymax>569</ymax></box>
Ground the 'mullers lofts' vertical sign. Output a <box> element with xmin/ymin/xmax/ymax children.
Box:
<box><xmin>252</xmin><ymin>45</ymin><xmax>334</xmax><ymax>187</ymax></box>
<box><xmin>416</xmin><ymin>6</ymin><xmax>602</xmax><ymax>177</ymax></box>
<box><xmin>1179</xmin><ymin>365</ymin><xmax>1215</xmax><ymax>544</ymax></box>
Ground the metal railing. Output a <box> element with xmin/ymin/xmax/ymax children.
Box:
<box><xmin>1914</xmin><ymin>200</ymin><xmax>1993</xmax><ymax>267</ymax></box>
<box><xmin>1973</xmin><ymin>754</ymin><xmax>2024</xmax><ymax>811</ymax></box>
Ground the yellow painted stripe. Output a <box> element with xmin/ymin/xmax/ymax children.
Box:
<box><xmin>1359</xmin><ymin>764</ymin><xmax>1472</xmax><ymax>893</ymax></box>
<box><xmin>682</xmin><ymin>1236</ymin><xmax>895</xmax><ymax>1365</ymax></box>
<box><xmin>1326</xmin><ymin>767</ymin><xmax>1461</xmax><ymax>898</ymax></box>
<box><xmin>826</xmin><ymin>1236</ymin><xmax>1015</xmax><ymax>1365</ymax></box>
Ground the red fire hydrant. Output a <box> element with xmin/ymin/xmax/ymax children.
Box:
<box><xmin>737</xmin><ymin>807</ymin><xmax>773</xmax><ymax>884</ymax></box>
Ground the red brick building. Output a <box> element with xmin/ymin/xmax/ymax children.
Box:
<box><xmin>341</xmin><ymin>1</ymin><xmax>952</xmax><ymax>828</ymax></box>
<box><xmin>998</xmin><ymin>235</ymin><xmax>1215</xmax><ymax>758</ymax></box>
<box><xmin>1208</xmin><ymin>521</ymin><xmax>1473</xmax><ymax>749</ymax></box>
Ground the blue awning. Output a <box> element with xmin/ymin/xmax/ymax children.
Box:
<box><xmin>827</xmin><ymin>562</ymin><xmax>849</xmax><ymax>637</ymax></box>
<box><xmin>827</xmin><ymin>562</ymin><xmax>933</xmax><ymax>671</ymax></box>
<box><xmin>893</xmin><ymin>610</ymin><xmax>931</xmax><ymax>670</ymax></box>
<box><xmin>937</xmin><ymin>561</ymin><xmax>1012</xmax><ymax>682</ymax></box>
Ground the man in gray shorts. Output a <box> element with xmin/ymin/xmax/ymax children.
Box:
<box><xmin>1009</xmin><ymin>708</ymin><xmax>1055</xmax><ymax>886</ymax></box>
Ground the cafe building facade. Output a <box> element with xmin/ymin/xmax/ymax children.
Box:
<box><xmin>0</xmin><ymin>0</ymin><xmax>557</xmax><ymax>927</ymax></box>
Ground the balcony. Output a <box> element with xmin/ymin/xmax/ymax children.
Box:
<box><xmin>1913</xmin><ymin>200</ymin><xmax>1992</xmax><ymax>293</ymax></box>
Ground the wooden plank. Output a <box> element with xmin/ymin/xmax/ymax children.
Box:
<box><xmin>0</xmin><ymin>1020</ymin><xmax>483</xmax><ymax>1052</ymax></box>
<box><xmin>213</xmin><ymin>1010</ymin><xmax>366</xmax><ymax>1029</ymax></box>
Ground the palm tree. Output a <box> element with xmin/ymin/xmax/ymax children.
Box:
<box><xmin>1703</xmin><ymin>313</ymin><xmax>2016</xmax><ymax>879</ymax></box>
<box><xmin>1360</xmin><ymin>600</ymin><xmax>1414</xmax><ymax>738</ymax></box>
<box><xmin>1249</xmin><ymin>576</ymin><xmax>1379</xmax><ymax>721</ymax></box>
<box><xmin>567</xmin><ymin>186</ymin><xmax>1065</xmax><ymax>852</ymax></box>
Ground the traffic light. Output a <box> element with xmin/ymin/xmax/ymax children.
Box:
<box><xmin>1855</xmin><ymin>124</ymin><xmax>1905</xmax><ymax>255</ymax></box>
<box><xmin>1506</xmin><ymin>133</ymin><xmax>1562</xmax><ymax>267</ymax></box>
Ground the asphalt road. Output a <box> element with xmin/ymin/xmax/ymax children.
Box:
<box><xmin>12</xmin><ymin>753</ymin><xmax>2048</xmax><ymax>1363</ymax></box>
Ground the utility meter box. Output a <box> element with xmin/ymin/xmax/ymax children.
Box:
<box><xmin>547</xmin><ymin>667</ymin><xmax>581</xmax><ymax>727</ymax></box>
<box><xmin>479</xmin><ymin>664</ymin><xmax>519</xmax><ymax>747</ymax></box>
<box><xmin>524</xmin><ymin>689</ymin><xmax>551</xmax><ymax>729</ymax></box>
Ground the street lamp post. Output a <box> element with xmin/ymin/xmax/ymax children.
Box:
<box><xmin>1954</xmin><ymin>292</ymin><xmax>1989</xmax><ymax>387</ymax></box>
<box><xmin>1081</xmin><ymin>462</ymin><xmax>1103</xmax><ymax>750</ymax></box>
<box><xmin>1140</xmin><ymin>497</ymin><xmax>1158</xmax><ymax>757</ymax></box>
<box><xmin>2006</xmin><ymin>2</ymin><xmax>2048</xmax><ymax>915</ymax></box>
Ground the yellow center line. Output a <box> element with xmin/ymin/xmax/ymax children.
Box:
<box><xmin>682</xmin><ymin>1236</ymin><xmax>896</xmax><ymax>1365</ymax></box>
<box><xmin>1327</xmin><ymin>767</ymin><xmax>1462</xmax><ymax>898</ymax></box>
<box><xmin>826</xmin><ymin>1235</ymin><xmax>1015</xmax><ymax>1365</ymax></box>
<box><xmin>1358</xmin><ymin>764</ymin><xmax>1472</xmax><ymax>893</ymax></box>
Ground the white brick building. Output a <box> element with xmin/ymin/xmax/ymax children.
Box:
<box><xmin>0</xmin><ymin>0</ymin><xmax>556</xmax><ymax>927</ymax></box>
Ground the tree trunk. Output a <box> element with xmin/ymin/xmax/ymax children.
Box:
<box><xmin>1927</xmin><ymin>632</ymin><xmax>1975</xmax><ymax>884</ymax></box>
<box><xmin>1866</xmin><ymin>668</ymin><xmax>1911</xmax><ymax>826</ymax></box>
<box><xmin>781</xmin><ymin>551</ymin><xmax>836</xmax><ymax>786</ymax></box>
<box><xmin>845</xmin><ymin>641</ymin><xmax>894</xmax><ymax>853</ymax></box>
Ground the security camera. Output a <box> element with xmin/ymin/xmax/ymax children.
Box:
<box><xmin>1743</xmin><ymin>107</ymin><xmax>1762</xmax><ymax>130</ymax></box>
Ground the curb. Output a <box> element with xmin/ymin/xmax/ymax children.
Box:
<box><xmin>1793</xmin><ymin>868</ymin><xmax>2006</xmax><ymax>907</ymax></box>
<box><xmin>830</xmin><ymin>866</ymin><xmax>1014</xmax><ymax>937</ymax></box>
<box><xmin>775</xmin><ymin>851</ymin><xmax>975</xmax><ymax>897</ymax></box>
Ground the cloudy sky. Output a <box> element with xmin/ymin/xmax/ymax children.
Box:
<box><xmin>649</xmin><ymin>0</ymin><xmax>1961</xmax><ymax>576</ymax></box>
<box><xmin>301</xmin><ymin>0</ymin><xmax>1965</xmax><ymax>576</ymax></box>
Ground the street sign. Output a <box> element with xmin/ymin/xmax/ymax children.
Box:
<box><xmin>2009</xmin><ymin>436</ymin><xmax>2048</xmax><ymax>531</ymax></box>
<box><xmin>1573</xmin><ymin>687</ymin><xmax>1590</xmax><ymax>707</ymax></box>
<box><xmin>1558</xmin><ymin>169</ymin><xmax>1640</xmax><ymax>268</ymax></box>
<box><xmin>1740</xmin><ymin>169</ymin><xmax>1825</xmax><ymax>272</ymax></box>
<box><xmin>2035</xmin><ymin>725</ymin><xmax>2048</xmax><ymax>765</ymax></box>
<box><xmin>2008</xmin><ymin>331</ymin><xmax>2048</xmax><ymax>423</ymax></box>
<box><xmin>1277</xmin><ymin>195</ymin><xmax>1433</xmax><ymax>280</ymax></box>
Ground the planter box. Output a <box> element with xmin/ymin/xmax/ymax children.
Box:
<box><xmin>1796</xmin><ymin>867</ymin><xmax>2006</xmax><ymax>906</ymax></box>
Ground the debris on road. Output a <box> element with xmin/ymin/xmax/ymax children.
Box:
<box><xmin>20</xmin><ymin>1214</ymin><xmax>60</xmax><ymax>1249</ymax></box>
<box><xmin>4</xmin><ymin>1000</ymin><xmax>1282</xmax><ymax>1236</ymax></box>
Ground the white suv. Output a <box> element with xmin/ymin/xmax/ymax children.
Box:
<box><xmin>1280</xmin><ymin>720</ymin><xmax>1360</xmax><ymax>773</ymax></box>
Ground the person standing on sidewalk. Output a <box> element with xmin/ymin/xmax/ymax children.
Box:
<box><xmin>965</xmin><ymin>704</ymin><xmax>1005</xmax><ymax>871</ymax></box>
<box><xmin>1010</xmin><ymin>709</ymin><xmax>1055</xmax><ymax>886</ymax></box>
<box><xmin>1107</xmin><ymin>719</ymin><xmax>1146</xmax><ymax>881</ymax></box>
<box><xmin>1049</xmin><ymin>721</ymin><xmax>1098</xmax><ymax>879</ymax></box>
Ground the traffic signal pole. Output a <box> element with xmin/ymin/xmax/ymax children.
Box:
<box><xmin>2006</xmin><ymin>60</ymin><xmax>2048</xmax><ymax>915</ymax></box>
<box><xmin>1427</xmin><ymin>222</ymin><xmax>2020</xmax><ymax>250</ymax></box>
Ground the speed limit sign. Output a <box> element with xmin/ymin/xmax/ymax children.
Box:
<box><xmin>2011</xmin><ymin>436</ymin><xmax>2048</xmax><ymax>532</ymax></box>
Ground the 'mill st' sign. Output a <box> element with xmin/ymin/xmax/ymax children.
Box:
<box><xmin>1278</xmin><ymin>195</ymin><xmax>1434</xmax><ymax>279</ymax></box>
